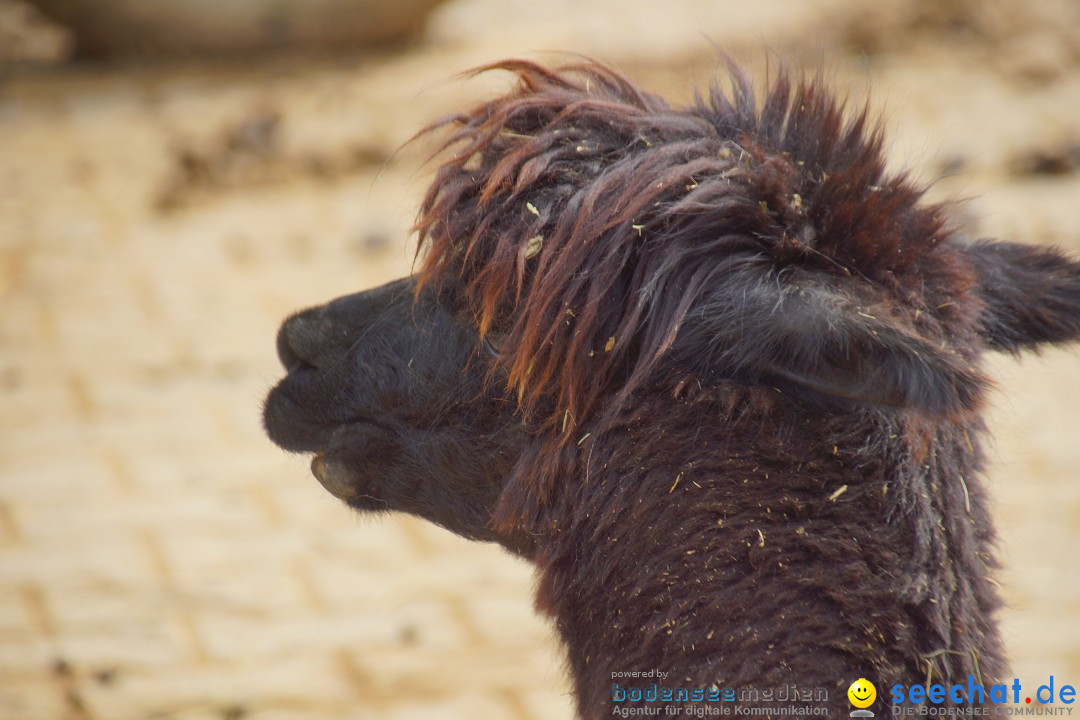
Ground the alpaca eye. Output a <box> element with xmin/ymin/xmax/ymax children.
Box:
<box><xmin>482</xmin><ymin>334</ymin><xmax>504</xmax><ymax>356</ymax></box>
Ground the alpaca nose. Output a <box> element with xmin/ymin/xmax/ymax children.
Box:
<box><xmin>276</xmin><ymin>309</ymin><xmax>340</xmax><ymax>372</ymax></box>
<box><xmin>275</xmin><ymin>278</ymin><xmax>416</xmax><ymax>373</ymax></box>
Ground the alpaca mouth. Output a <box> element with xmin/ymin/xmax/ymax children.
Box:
<box><xmin>263</xmin><ymin>381</ymin><xmax>339</xmax><ymax>454</ymax></box>
<box><xmin>263</xmin><ymin>371</ymin><xmax>378</xmax><ymax>455</ymax></box>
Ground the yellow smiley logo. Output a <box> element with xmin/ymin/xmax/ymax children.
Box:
<box><xmin>848</xmin><ymin>678</ymin><xmax>877</xmax><ymax>708</ymax></box>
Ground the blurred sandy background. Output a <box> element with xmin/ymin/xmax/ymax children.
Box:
<box><xmin>1</xmin><ymin>0</ymin><xmax>1078</xmax><ymax>718</ymax></box>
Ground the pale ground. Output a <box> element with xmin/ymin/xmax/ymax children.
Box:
<box><xmin>1</xmin><ymin>0</ymin><xmax>1079</xmax><ymax>718</ymax></box>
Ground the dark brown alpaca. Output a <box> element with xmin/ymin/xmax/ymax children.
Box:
<box><xmin>263</xmin><ymin>59</ymin><xmax>1080</xmax><ymax>717</ymax></box>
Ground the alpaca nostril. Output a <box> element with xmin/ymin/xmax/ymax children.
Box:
<box><xmin>277</xmin><ymin>310</ymin><xmax>334</xmax><ymax>372</ymax></box>
<box><xmin>276</xmin><ymin>321</ymin><xmax>303</xmax><ymax>371</ymax></box>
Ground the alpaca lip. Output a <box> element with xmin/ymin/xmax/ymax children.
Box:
<box><xmin>263</xmin><ymin>377</ymin><xmax>361</xmax><ymax>454</ymax></box>
<box><xmin>310</xmin><ymin>453</ymin><xmax>325</xmax><ymax>480</ymax></box>
<box><xmin>310</xmin><ymin>452</ymin><xmax>356</xmax><ymax>501</ymax></box>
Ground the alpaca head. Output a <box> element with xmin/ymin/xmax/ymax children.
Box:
<box><xmin>263</xmin><ymin>276</ymin><xmax>531</xmax><ymax>552</ymax></box>
<box><xmin>263</xmin><ymin>59</ymin><xmax>1080</xmax><ymax>552</ymax></box>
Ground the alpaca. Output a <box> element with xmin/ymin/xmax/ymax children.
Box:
<box><xmin>263</xmin><ymin>59</ymin><xmax>1080</xmax><ymax>717</ymax></box>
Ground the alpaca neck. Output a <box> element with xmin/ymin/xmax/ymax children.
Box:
<box><xmin>524</xmin><ymin>393</ymin><xmax>1003</xmax><ymax>717</ymax></box>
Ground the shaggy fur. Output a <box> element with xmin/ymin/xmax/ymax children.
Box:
<box><xmin>264</xmin><ymin>59</ymin><xmax>1080</xmax><ymax>718</ymax></box>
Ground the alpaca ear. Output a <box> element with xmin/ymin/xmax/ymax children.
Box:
<box><xmin>670</xmin><ymin>264</ymin><xmax>985</xmax><ymax>414</ymax></box>
<box><xmin>967</xmin><ymin>239</ymin><xmax>1080</xmax><ymax>353</ymax></box>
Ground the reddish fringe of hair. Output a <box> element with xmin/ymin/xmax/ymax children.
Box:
<box><xmin>413</xmin><ymin>58</ymin><xmax>947</xmax><ymax>439</ymax></box>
